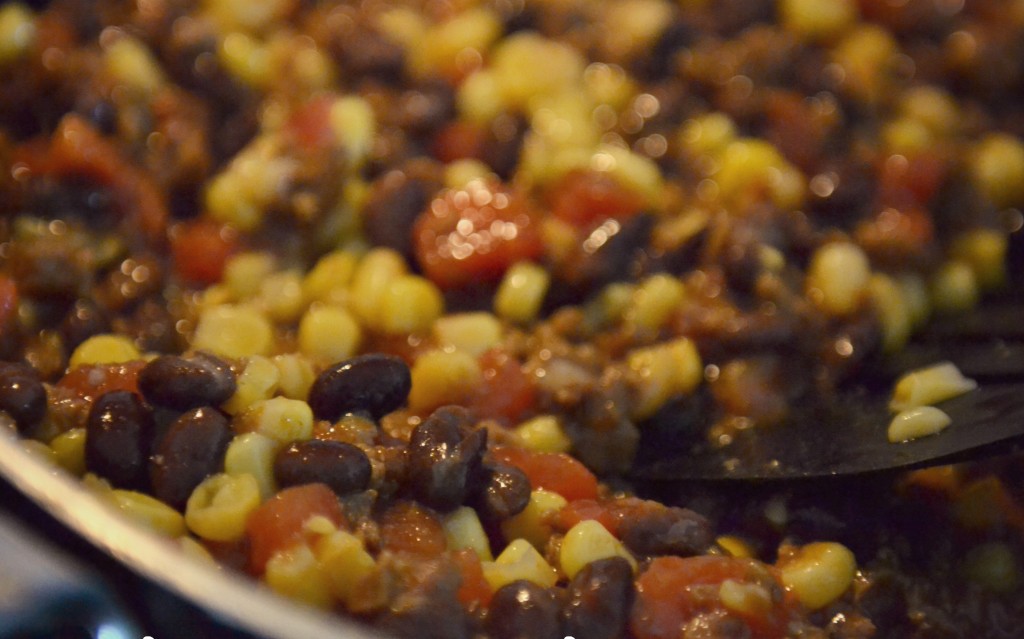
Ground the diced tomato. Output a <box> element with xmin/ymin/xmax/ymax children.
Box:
<box><xmin>877</xmin><ymin>153</ymin><xmax>948</xmax><ymax>208</ymax></box>
<box><xmin>379</xmin><ymin>501</ymin><xmax>448</xmax><ymax>557</ymax></box>
<box><xmin>245</xmin><ymin>483</ymin><xmax>346</xmax><ymax>574</ymax></box>
<box><xmin>854</xmin><ymin>205</ymin><xmax>934</xmax><ymax>262</ymax></box>
<box><xmin>432</xmin><ymin>121</ymin><xmax>486</xmax><ymax>164</ymax></box>
<box><xmin>452</xmin><ymin>548</ymin><xmax>493</xmax><ymax>608</ymax></box>
<box><xmin>491</xmin><ymin>446</ymin><xmax>599</xmax><ymax>502</ymax></box>
<box><xmin>548</xmin><ymin>170</ymin><xmax>645</xmax><ymax>230</ymax></box>
<box><xmin>467</xmin><ymin>349</ymin><xmax>536</xmax><ymax>424</ymax></box>
<box><xmin>285</xmin><ymin>95</ymin><xmax>337</xmax><ymax>151</ymax></box>
<box><xmin>413</xmin><ymin>180</ymin><xmax>543</xmax><ymax>289</ymax></box>
<box><xmin>631</xmin><ymin>556</ymin><xmax>792</xmax><ymax>639</ymax></box>
<box><xmin>555</xmin><ymin>499</ymin><xmax>618</xmax><ymax>535</ymax></box>
<box><xmin>57</xmin><ymin>361</ymin><xmax>146</xmax><ymax>401</ymax></box>
<box><xmin>171</xmin><ymin>220</ymin><xmax>238</xmax><ymax>285</ymax></box>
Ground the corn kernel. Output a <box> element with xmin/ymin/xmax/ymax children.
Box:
<box><xmin>930</xmin><ymin>260</ymin><xmax>979</xmax><ymax>314</ymax></box>
<box><xmin>719</xmin><ymin>579</ymin><xmax>774</xmax><ymax>617</ymax></box>
<box><xmin>303</xmin><ymin>250</ymin><xmax>359</xmax><ymax>306</ymax></box>
<box><xmin>380</xmin><ymin>275</ymin><xmax>445</xmax><ymax>335</ymax></box>
<box><xmin>868</xmin><ymin>273</ymin><xmax>911</xmax><ymax>352</ymax></box>
<box><xmin>186</xmin><ymin>473</ymin><xmax>261</xmax><ymax>542</ymax></box>
<box><xmin>778</xmin><ymin>542</ymin><xmax>857</xmax><ymax>610</ymax></box>
<box><xmin>205</xmin><ymin>0</ymin><xmax>296</xmax><ymax>32</ymax></box>
<box><xmin>315</xmin><ymin>528</ymin><xmax>377</xmax><ymax>603</ymax></box>
<box><xmin>491</xmin><ymin>33</ymin><xmax>585</xmax><ymax>108</ymax></box>
<box><xmin>225</xmin><ymin>252</ymin><xmax>277</xmax><ymax>301</ymax></box>
<box><xmin>111</xmin><ymin>489</ymin><xmax>186</xmax><ymax>537</ymax></box>
<box><xmin>50</xmin><ymin>428</ymin><xmax>86</xmax><ymax>476</ymax></box>
<box><xmin>513</xmin><ymin>415</ymin><xmax>572</xmax><ymax>454</ymax></box>
<box><xmin>445</xmin><ymin>159</ymin><xmax>495</xmax><ymax>189</ymax></box>
<box><xmin>272</xmin><ymin>353</ymin><xmax>316</xmax><ymax>400</ymax></box>
<box><xmin>222</xmin><ymin>356</ymin><xmax>280</xmax><ymax>415</ymax></box>
<box><xmin>224</xmin><ymin>432</ymin><xmax>280</xmax><ymax>499</ymax></box>
<box><xmin>329</xmin><ymin>96</ymin><xmax>376</xmax><ymax>166</ymax></box>
<box><xmin>412</xmin><ymin>7</ymin><xmax>502</xmax><ymax>78</ymax></box>
<box><xmin>601</xmin><ymin>0</ymin><xmax>673</xmax><ymax>58</ymax></box>
<box><xmin>714</xmin><ymin>139</ymin><xmax>805</xmax><ymax>209</ymax></box>
<box><xmin>970</xmin><ymin>133</ymin><xmax>1024</xmax><ymax>208</ymax></box>
<box><xmin>950</xmin><ymin>228</ymin><xmax>1008</xmax><ymax>291</ymax></box>
<box><xmin>408</xmin><ymin>349</ymin><xmax>482</xmax><ymax>413</ymax></box>
<box><xmin>494</xmin><ymin>261</ymin><xmax>549</xmax><ymax>324</ymax></box>
<box><xmin>560</xmin><ymin>519</ymin><xmax>637</xmax><ymax>580</ymax></box>
<box><xmin>433</xmin><ymin>312</ymin><xmax>503</xmax><ymax>357</ymax></box>
<box><xmin>890</xmin><ymin>361</ymin><xmax>977</xmax><ymax>413</ymax></box>
<box><xmin>626</xmin><ymin>273</ymin><xmax>686</xmax><ymax>333</ymax></box>
<box><xmin>297</xmin><ymin>305</ymin><xmax>362</xmax><ymax>363</ymax></box>
<box><xmin>627</xmin><ymin>338</ymin><xmax>703</xmax><ymax>419</ymax></box>
<box><xmin>806</xmin><ymin>241</ymin><xmax>871</xmax><ymax>316</ymax></box>
<box><xmin>482</xmin><ymin>538</ymin><xmax>558</xmax><ymax>590</ymax></box>
<box><xmin>583</xmin><ymin>63</ymin><xmax>636</xmax><ymax>112</ymax></box>
<box><xmin>779</xmin><ymin>0</ymin><xmax>858</xmax><ymax>41</ymax></box>
<box><xmin>349</xmin><ymin>248</ymin><xmax>407</xmax><ymax>326</ymax></box>
<box><xmin>0</xmin><ymin>4</ymin><xmax>36</xmax><ymax>65</ymax></box>
<box><xmin>457</xmin><ymin>70</ymin><xmax>505</xmax><ymax>124</ymax></box>
<box><xmin>193</xmin><ymin>305</ymin><xmax>274</xmax><ymax>359</ymax></box>
<box><xmin>897</xmin><ymin>273</ymin><xmax>931</xmax><ymax>328</ymax></box>
<box><xmin>258</xmin><ymin>269</ymin><xmax>305</xmax><ymax>323</ymax></box>
<box><xmin>218</xmin><ymin>31</ymin><xmax>272</xmax><ymax>88</ymax></box>
<box><xmin>592</xmin><ymin>144</ymin><xmax>664</xmax><ymax>208</ymax></box>
<box><xmin>964</xmin><ymin>542</ymin><xmax>1020</xmax><ymax>593</ymax></box>
<box><xmin>501</xmin><ymin>489</ymin><xmax>568</xmax><ymax>550</ymax></box>
<box><xmin>717</xmin><ymin>535</ymin><xmax>755</xmax><ymax>559</ymax></box>
<box><xmin>443</xmin><ymin>506</ymin><xmax>493</xmax><ymax>561</ymax></box>
<box><xmin>239</xmin><ymin>396</ymin><xmax>314</xmax><ymax>443</ymax></box>
<box><xmin>900</xmin><ymin>86</ymin><xmax>958</xmax><ymax>135</ymax></box>
<box><xmin>881</xmin><ymin>117</ymin><xmax>933</xmax><ymax>154</ymax></box>
<box><xmin>832</xmin><ymin>25</ymin><xmax>898</xmax><ymax>104</ymax></box>
<box><xmin>69</xmin><ymin>334</ymin><xmax>141</xmax><ymax>369</ymax></box>
<box><xmin>888</xmin><ymin>406</ymin><xmax>952</xmax><ymax>443</ymax></box>
<box><xmin>679</xmin><ymin>113</ymin><xmax>738</xmax><ymax>158</ymax></box>
<box><xmin>104</xmin><ymin>37</ymin><xmax>165</xmax><ymax>93</ymax></box>
<box><xmin>264</xmin><ymin>545</ymin><xmax>332</xmax><ymax>608</ymax></box>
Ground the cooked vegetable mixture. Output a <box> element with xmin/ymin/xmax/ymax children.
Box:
<box><xmin>1</xmin><ymin>0</ymin><xmax>1023</xmax><ymax>636</ymax></box>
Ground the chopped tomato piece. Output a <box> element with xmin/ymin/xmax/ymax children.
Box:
<box><xmin>452</xmin><ymin>548</ymin><xmax>493</xmax><ymax>608</ymax></box>
<box><xmin>57</xmin><ymin>362</ymin><xmax>146</xmax><ymax>402</ymax></box>
<box><xmin>467</xmin><ymin>349</ymin><xmax>536</xmax><ymax>424</ymax></box>
<box><xmin>171</xmin><ymin>220</ymin><xmax>238</xmax><ymax>285</ymax></box>
<box><xmin>491</xmin><ymin>446</ymin><xmax>599</xmax><ymax>502</ymax></box>
<box><xmin>413</xmin><ymin>180</ymin><xmax>543</xmax><ymax>289</ymax></box>
<box><xmin>555</xmin><ymin>499</ymin><xmax>618</xmax><ymax>535</ymax></box>
<box><xmin>379</xmin><ymin>501</ymin><xmax>448</xmax><ymax>557</ymax></box>
<box><xmin>877</xmin><ymin>153</ymin><xmax>948</xmax><ymax>208</ymax></box>
<box><xmin>285</xmin><ymin>95</ymin><xmax>337</xmax><ymax>151</ymax></box>
<box><xmin>548</xmin><ymin>170</ymin><xmax>645</xmax><ymax>230</ymax></box>
<box><xmin>854</xmin><ymin>205</ymin><xmax>934</xmax><ymax>262</ymax></box>
<box><xmin>432</xmin><ymin>121</ymin><xmax>486</xmax><ymax>164</ymax></box>
<box><xmin>245</xmin><ymin>483</ymin><xmax>346</xmax><ymax>574</ymax></box>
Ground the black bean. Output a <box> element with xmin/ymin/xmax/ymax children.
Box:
<box><xmin>308</xmin><ymin>353</ymin><xmax>411</xmax><ymax>421</ymax></box>
<box><xmin>473</xmin><ymin>463</ymin><xmax>531</xmax><ymax>521</ymax></box>
<box><xmin>561</xmin><ymin>557</ymin><xmax>635</xmax><ymax>639</ymax></box>
<box><xmin>362</xmin><ymin>168</ymin><xmax>440</xmax><ymax>261</ymax></box>
<box><xmin>85</xmin><ymin>390</ymin><xmax>153</xmax><ymax>490</ymax></box>
<box><xmin>138</xmin><ymin>352</ymin><xmax>236</xmax><ymax>410</ymax></box>
<box><xmin>486</xmin><ymin>581</ymin><xmax>562</xmax><ymax>639</ymax></box>
<box><xmin>0</xmin><ymin>362</ymin><xmax>47</xmax><ymax>433</ymax></box>
<box><xmin>406</xmin><ymin>406</ymin><xmax>486</xmax><ymax>512</ymax></box>
<box><xmin>274</xmin><ymin>439</ymin><xmax>372</xmax><ymax>496</ymax></box>
<box><xmin>149</xmin><ymin>407</ymin><xmax>231</xmax><ymax>510</ymax></box>
<box><xmin>618</xmin><ymin>505</ymin><xmax>713</xmax><ymax>557</ymax></box>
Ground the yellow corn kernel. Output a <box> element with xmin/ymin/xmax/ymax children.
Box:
<box><xmin>950</xmin><ymin>228</ymin><xmax>1008</xmax><ymax>291</ymax></box>
<box><xmin>222</xmin><ymin>356</ymin><xmax>280</xmax><ymax>415</ymax></box>
<box><xmin>49</xmin><ymin>428</ymin><xmax>86</xmax><ymax>476</ymax></box>
<box><xmin>272</xmin><ymin>353</ymin><xmax>316</xmax><ymax>400</ymax></box>
<box><xmin>890</xmin><ymin>361</ymin><xmax>977</xmax><ymax>413</ymax></box>
<box><xmin>302</xmin><ymin>250</ymin><xmax>359</xmax><ymax>306</ymax></box>
<box><xmin>349</xmin><ymin>248</ymin><xmax>407</xmax><ymax>326</ymax></box>
<box><xmin>491</xmin><ymin>32</ymin><xmax>585</xmax><ymax>108</ymax></box>
<box><xmin>717</xmin><ymin>535</ymin><xmax>755</xmax><ymax>559</ymax></box>
<box><xmin>495</xmin><ymin>261</ymin><xmax>549</xmax><ymax>324</ymax></box>
<box><xmin>408</xmin><ymin>349</ymin><xmax>482</xmax><ymax>413</ymax></box>
<box><xmin>433</xmin><ymin>312</ymin><xmax>503</xmax><ymax>357</ymax></box>
<box><xmin>964</xmin><ymin>542</ymin><xmax>1020</xmax><ymax>593</ymax></box>
<box><xmin>193</xmin><ymin>305</ymin><xmax>274</xmax><ymax>359</ymax></box>
<box><xmin>111</xmin><ymin>489</ymin><xmax>187</xmax><ymax>537</ymax></box>
<box><xmin>380</xmin><ymin>275</ymin><xmax>445</xmax><ymax>335</ymax></box>
<box><xmin>297</xmin><ymin>305</ymin><xmax>362</xmax><ymax>363</ymax></box>
<box><xmin>900</xmin><ymin>86</ymin><xmax>958</xmax><ymax>135</ymax></box>
<box><xmin>601</xmin><ymin>0</ymin><xmax>673</xmax><ymax>58</ymax></box>
<box><xmin>806</xmin><ymin>241</ymin><xmax>871</xmax><ymax>316</ymax></box>
<box><xmin>259</xmin><ymin>269</ymin><xmax>305</xmax><ymax>323</ymax></box>
<box><xmin>597</xmin><ymin>283</ymin><xmax>635</xmax><ymax>324</ymax></box>
<box><xmin>720</xmin><ymin>580</ymin><xmax>773</xmax><ymax>618</ymax></box>
<box><xmin>443</xmin><ymin>507</ymin><xmax>493</xmax><ymax>561</ymax></box>
<box><xmin>204</xmin><ymin>0</ymin><xmax>296</xmax><ymax>32</ymax></box>
<box><xmin>218</xmin><ymin>31</ymin><xmax>272</xmax><ymax>88</ymax></box>
<box><xmin>224</xmin><ymin>252</ymin><xmax>276</xmax><ymax>301</ymax></box>
<box><xmin>560</xmin><ymin>520</ymin><xmax>637</xmax><ymax>580</ymax></box>
<box><xmin>412</xmin><ymin>7</ymin><xmax>502</xmax><ymax>77</ymax></box>
<box><xmin>888</xmin><ymin>406</ymin><xmax>952</xmax><ymax>443</ymax></box>
<box><xmin>482</xmin><ymin>538</ymin><xmax>559</xmax><ymax>590</ymax></box>
<box><xmin>329</xmin><ymin>96</ymin><xmax>376</xmax><ymax>166</ymax></box>
<box><xmin>881</xmin><ymin>117</ymin><xmax>933</xmax><ymax>155</ymax></box>
<box><xmin>970</xmin><ymin>133</ymin><xmax>1024</xmax><ymax>208</ymax></box>
<box><xmin>592</xmin><ymin>144</ymin><xmax>664</xmax><ymax>208</ymax></box>
<box><xmin>185</xmin><ymin>473</ymin><xmax>261</xmax><ymax>542</ymax></box>
<box><xmin>626</xmin><ymin>273</ymin><xmax>686</xmax><ymax>333</ymax></box>
<box><xmin>104</xmin><ymin>37</ymin><xmax>165</xmax><ymax>93</ymax></box>
<box><xmin>868</xmin><ymin>273</ymin><xmax>911</xmax><ymax>352</ymax></box>
<box><xmin>0</xmin><ymin>4</ymin><xmax>35</xmax><ymax>65</ymax></box>
<box><xmin>375</xmin><ymin>7</ymin><xmax>427</xmax><ymax>50</ymax></box>
<box><xmin>583</xmin><ymin>63</ymin><xmax>635</xmax><ymax>112</ymax></box>
<box><xmin>779</xmin><ymin>0</ymin><xmax>858</xmax><ymax>41</ymax></box>
<box><xmin>513</xmin><ymin>415</ymin><xmax>572</xmax><ymax>454</ymax></box>
<box><xmin>444</xmin><ymin>159</ymin><xmax>495</xmax><ymax>189</ymax></box>
<box><xmin>264</xmin><ymin>545</ymin><xmax>332</xmax><ymax>608</ymax></box>
<box><xmin>457</xmin><ymin>70</ymin><xmax>505</xmax><ymax>124</ymax></box>
<box><xmin>314</xmin><ymin>528</ymin><xmax>377</xmax><ymax>603</ymax></box>
<box><xmin>69</xmin><ymin>334</ymin><xmax>141</xmax><ymax>369</ymax></box>
<box><xmin>897</xmin><ymin>272</ymin><xmax>931</xmax><ymax>328</ymax></box>
<box><xmin>224</xmin><ymin>432</ymin><xmax>279</xmax><ymax>500</ymax></box>
<box><xmin>627</xmin><ymin>338</ymin><xmax>703</xmax><ymax>419</ymax></box>
<box><xmin>778</xmin><ymin>542</ymin><xmax>857</xmax><ymax>610</ymax></box>
<box><xmin>501</xmin><ymin>489</ymin><xmax>568</xmax><ymax>550</ymax></box>
<box><xmin>239</xmin><ymin>396</ymin><xmax>314</xmax><ymax>444</ymax></box>
<box><xmin>930</xmin><ymin>260</ymin><xmax>979</xmax><ymax>314</ymax></box>
<box><xmin>713</xmin><ymin>139</ymin><xmax>805</xmax><ymax>209</ymax></box>
<box><xmin>832</xmin><ymin>25</ymin><xmax>898</xmax><ymax>104</ymax></box>
<box><xmin>679</xmin><ymin>113</ymin><xmax>737</xmax><ymax>159</ymax></box>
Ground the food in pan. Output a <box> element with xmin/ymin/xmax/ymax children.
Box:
<box><xmin>0</xmin><ymin>0</ymin><xmax>1022</xmax><ymax>636</ymax></box>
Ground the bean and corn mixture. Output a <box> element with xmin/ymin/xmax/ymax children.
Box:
<box><xmin>0</xmin><ymin>0</ymin><xmax>1023</xmax><ymax>636</ymax></box>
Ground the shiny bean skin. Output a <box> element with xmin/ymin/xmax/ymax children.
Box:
<box><xmin>274</xmin><ymin>439</ymin><xmax>372</xmax><ymax>496</ymax></box>
<box><xmin>0</xmin><ymin>362</ymin><xmax>46</xmax><ymax>433</ymax></box>
<box><xmin>406</xmin><ymin>406</ymin><xmax>485</xmax><ymax>512</ymax></box>
<box><xmin>486</xmin><ymin>580</ymin><xmax>562</xmax><ymax>639</ymax></box>
<box><xmin>308</xmin><ymin>353</ymin><xmax>411</xmax><ymax>421</ymax></box>
<box><xmin>85</xmin><ymin>390</ymin><xmax>153</xmax><ymax>490</ymax></box>
<box><xmin>473</xmin><ymin>463</ymin><xmax>530</xmax><ymax>521</ymax></box>
<box><xmin>149</xmin><ymin>406</ymin><xmax>231</xmax><ymax>510</ymax></box>
<box><xmin>138</xmin><ymin>352</ymin><xmax>236</xmax><ymax>410</ymax></box>
<box><xmin>618</xmin><ymin>505</ymin><xmax>713</xmax><ymax>557</ymax></box>
<box><xmin>561</xmin><ymin>557</ymin><xmax>634</xmax><ymax>639</ymax></box>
